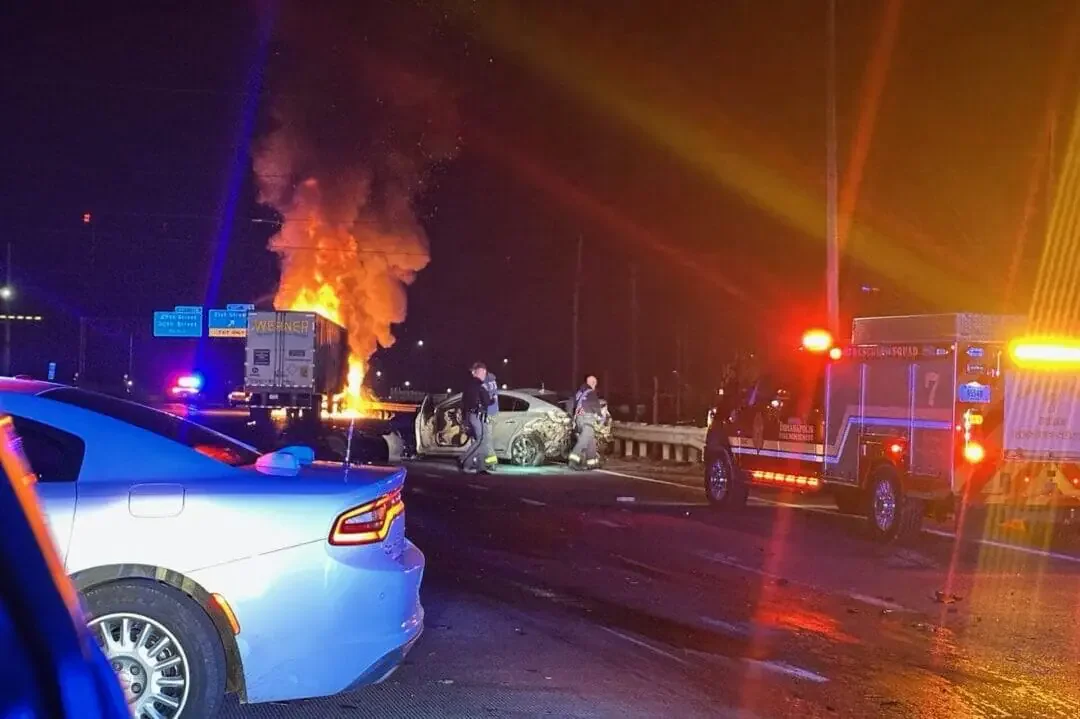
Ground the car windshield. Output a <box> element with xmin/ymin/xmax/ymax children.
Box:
<box><xmin>41</xmin><ymin>388</ymin><xmax>261</xmax><ymax>468</ymax></box>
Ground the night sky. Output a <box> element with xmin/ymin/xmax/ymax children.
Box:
<box><xmin>2</xmin><ymin>0</ymin><xmax>1076</xmax><ymax>395</ymax></box>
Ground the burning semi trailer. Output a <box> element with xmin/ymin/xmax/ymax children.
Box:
<box><xmin>242</xmin><ymin>309</ymin><xmax>408</xmax><ymax>425</ymax></box>
<box><xmin>243</xmin><ymin>310</ymin><xmax>349</xmax><ymax>423</ymax></box>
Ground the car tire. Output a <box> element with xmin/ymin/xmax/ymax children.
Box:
<box><xmin>83</xmin><ymin>580</ymin><xmax>226</xmax><ymax>719</ymax></box>
<box><xmin>866</xmin><ymin>467</ymin><xmax>923</xmax><ymax>542</ymax></box>
<box><xmin>704</xmin><ymin>448</ymin><xmax>747</xmax><ymax>509</ymax></box>
<box><xmin>833</xmin><ymin>487</ymin><xmax>865</xmax><ymax>515</ymax></box>
<box><xmin>509</xmin><ymin>432</ymin><xmax>546</xmax><ymax>467</ymax></box>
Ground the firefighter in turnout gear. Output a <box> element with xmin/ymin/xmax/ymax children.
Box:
<box><xmin>481</xmin><ymin>370</ymin><xmax>500</xmax><ymax>471</ymax></box>
<box><xmin>569</xmin><ymin>374</ymin><xmax>602</xmax><ymax>470</ymax></box>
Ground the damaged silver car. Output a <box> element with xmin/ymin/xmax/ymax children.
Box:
<box><xmin>414</xmin><ymin>389</ymin><xmax>611</xmax><ymax>466</ymax></box>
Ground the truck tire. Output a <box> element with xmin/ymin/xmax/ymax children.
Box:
<box><xmin>705</xmin><ymin>448</ymin><xmax>748</xmax><ymax>509</ymax></box>
<box><xmin>866</xmin><ymin>466</ymin><xmax>923</xmax><ymax>542</ymax></box>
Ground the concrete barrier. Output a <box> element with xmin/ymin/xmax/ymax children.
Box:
<box><xmin>611</xmin><ymin>422</ymin><xmax>706</xmax><ymax>464</ymax></box>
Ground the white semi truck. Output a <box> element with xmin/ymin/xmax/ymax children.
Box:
<box><xmin>243</xmin><ymin>310</ymin><xmax>347</xmax><ymax>421</ymax></box>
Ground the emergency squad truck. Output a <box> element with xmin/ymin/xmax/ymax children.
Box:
<box><xmin>704</xmin><ymin>313</ymin><xmax>1080</xmax><ymax>541</ymax></box>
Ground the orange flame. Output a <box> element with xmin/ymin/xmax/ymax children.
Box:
<box><xmin>255</xmin><ymin>50</ymin><xmax>457</xmax><ymax>418</ymax></box>
<box><xmin>263</xmin><ymin>174</ymin><xmax>431</xmax><ymax>419</ymax></box>
<box><xmin>280</xmin><ymin>284</ymin><xmax>370</xmax><ymax>418</ymax></box>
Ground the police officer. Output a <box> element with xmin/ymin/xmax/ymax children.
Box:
<box><xmin>459</xmin><ymin>362</ymin><xmax>491</xmax><ymax>474</ymax></box>
<box><xmin>481</xmin><ymin>368</ymin><xmax>500</xmax><ymax>472</ymax></box>
<box><xmin>569</xmin><ymin>374</ymin><xmax>602</xmax><ymax>470</ymax></box>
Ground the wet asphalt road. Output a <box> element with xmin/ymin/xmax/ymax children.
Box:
<box><xmin>215</xmin><ymin>454</ymin><xmax>1080</xmax><ymax>718</ymax></box>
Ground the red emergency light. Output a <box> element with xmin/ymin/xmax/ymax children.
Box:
<box><xmin>801</xmin><ymin>329</ymin><xmax>834</xmax><ymax>354</ymax></box>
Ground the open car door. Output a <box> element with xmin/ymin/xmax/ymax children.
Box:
<box><xmin>414</xmin><ymin>394</ymin><xmax>436</xmax><ymax>456</ymax></box>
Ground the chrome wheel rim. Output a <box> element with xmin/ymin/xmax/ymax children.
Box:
<box><xmin>708</xmin><ymin>457</ymin><xmax>729</xmax><ymax>500</ymax></box>
<box><xmin>90</xmin><ymin>612</ymin><xmax>190</xmax><ymax>718</ymax></box>
<box><xmin>873</xmin><ymin>479</ymin><xmax>897</xmax><ymax>532</ymax></box>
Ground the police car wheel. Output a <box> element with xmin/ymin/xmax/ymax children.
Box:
<box><xmin>84</xmin><ymin>579</ymin><xmax>226</xmax><ymax>719</ymax></box>
<box><xmin>705</xmin><ymin>449</ymin><xmax>745</xmax><ymax>509</ymax></box>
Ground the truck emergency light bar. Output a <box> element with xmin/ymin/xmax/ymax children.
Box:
<box><xmin>1008</xmin><ymin>338</ymin><xmax>1080</xmax><ymax>367</ymax></box>
<box><xmin>800</xmin><ymin>328</ymin><xmax>843</xmax><ymax>360</ymax></box>
<box><xmin>801</xmin><ymin>329</ymin><xmax>833</xmax><ymax>353</ymax></box>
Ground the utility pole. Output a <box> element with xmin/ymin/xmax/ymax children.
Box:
<box><xmin>630</xmin><ymin>263</ymin><xmax>640</xmax><ymax>420</ymax></box>
<box><xmin>571</xmin><ymin>234</ymin><xmax>583</xmax><ymax>390</ymax></box>
<box><xmin>78</xmin><ymin>318</ymin><xmax>87</xmax><ymax>383</ymax></box>
<box><xmin>825</xmin><ymin>0</ymin><xmax>840</xmax><ymax>336</ymax></box>
<box><xmin>675</xmin><ymin>323</ymin><xmax>683</xmax><ymax>423</ymax></box>
<box><xmin>2</xmin><ymin>243</ymin><xmax>10</xmax><ymax>376</ymax></box>
<box><xmin>651</xmin><ymin>375</ymin><xmax>659</xmax><ymax>425</ymax></box>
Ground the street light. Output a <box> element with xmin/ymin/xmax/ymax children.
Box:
<box><xmin>404</xmin><ymin>380</ymin><xmax>411</xmax><ymax>388</ymax></box>
<box><xmin>0</xmin><ymin>287</ymin><xmax>13</xmax><ymax>301</ymax></box>
<box><xmin>375</xmin><ymin>370</ymin><xmax>382</xmax><ymax>378</ymax></box>
<box><xmin>416</xmin><ymin>340</ymin><xmax>424</xmax><ymax>348</ymax></box>
<box><xmin>502</xmin><ymin>358</ymin><xmax>509</xmax><ymax>365</ymax></box>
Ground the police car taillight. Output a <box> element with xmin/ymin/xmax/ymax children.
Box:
<box><xmin>329</xmin><ymin>489</ymin><xmax>404</xmax><ymax>546</ymax></box>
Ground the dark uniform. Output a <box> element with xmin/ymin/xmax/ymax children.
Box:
<box><xmin>459</xmin><ymin>375</ymin><xmax>491</xmax><ymax>473</ymax></box>
<box><xmin>569</xmin><ymin>382</ymin><xmax>602</xmax><ymax>470</ymax></box>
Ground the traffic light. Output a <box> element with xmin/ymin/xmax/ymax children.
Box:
<box><xmin>82</xmin><ymin>212</ymin><xmax>92</xmax><ymax>224</ymax></box>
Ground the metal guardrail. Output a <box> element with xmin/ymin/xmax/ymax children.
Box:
<box><xmin>611</xmin><ymin>421</ymin><xmax>706</xmax><ymax>463</ymax></box>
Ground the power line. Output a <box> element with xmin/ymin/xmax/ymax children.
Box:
<box><xmin>0</xmin><ymin>164</ymin><xmax>299</xmax><ymax>180</ymax></box>
<box><xmin>4</xmin><ymin>224</ymin><xmax>430</xmax><ymax>257</ymax></box>
<box><xmin>3</xmin><ymin>211</ymin><xmax>398</xmax><ymax>226</ymax></box>
<box><xmin>9</xmin><ymin>78</ymin><xmax>286</xmax><ymax>99</ymax></box>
